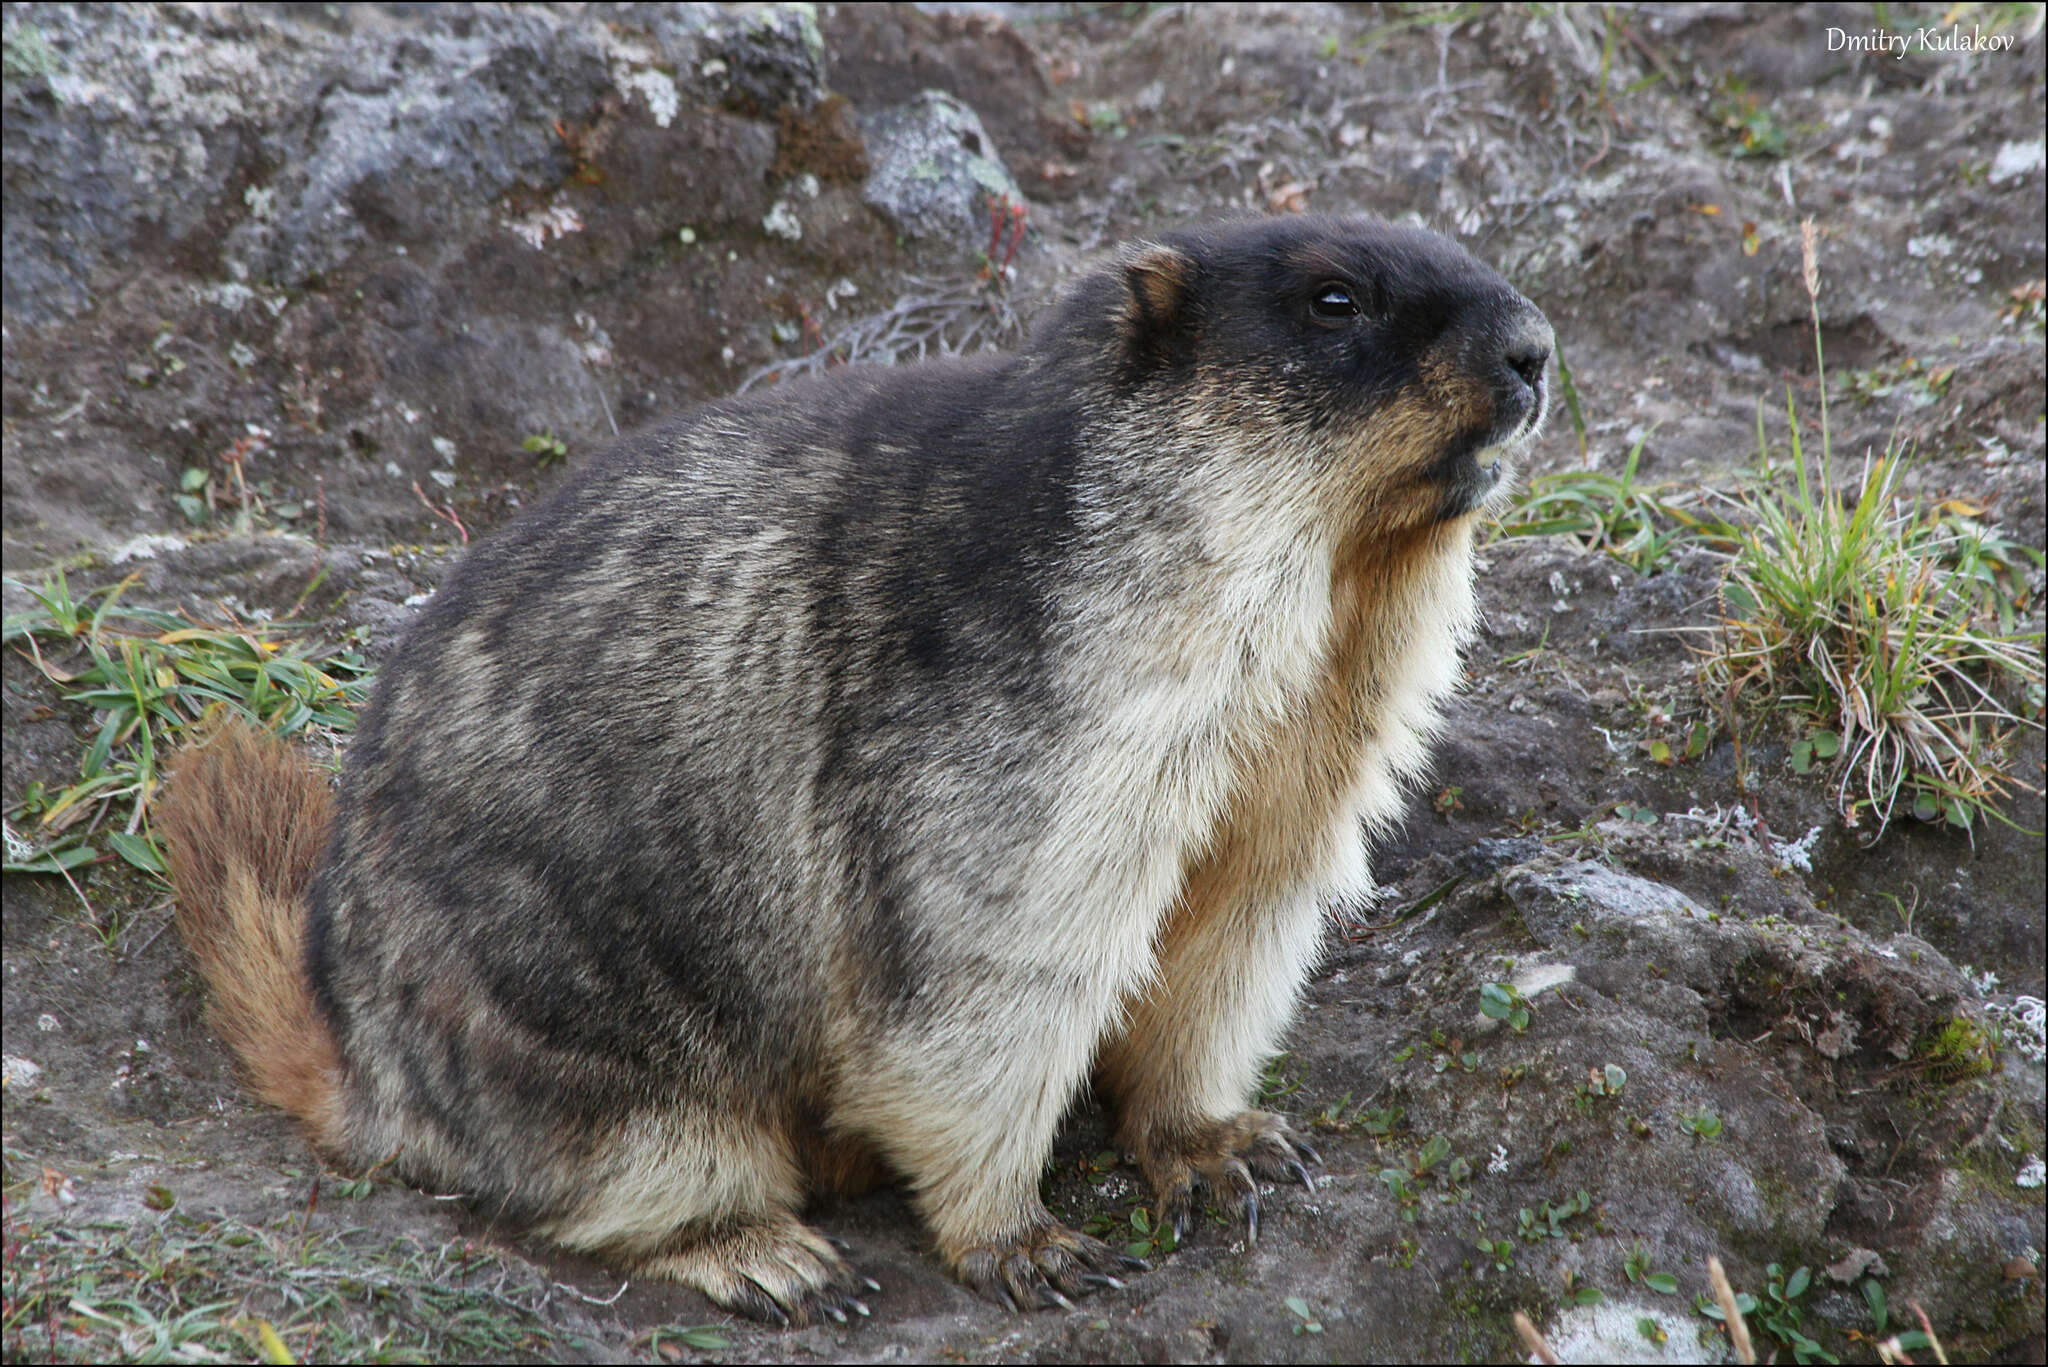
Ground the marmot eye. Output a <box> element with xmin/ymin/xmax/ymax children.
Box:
<box><xmin>1311</xmin><ymin>283</ymin><xmax>1360</xmax><ymax>320</ymax></box>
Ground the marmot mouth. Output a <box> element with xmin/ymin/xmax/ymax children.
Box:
<box><xmin>1432</xmin><ymin>410</ymin><xmax>1540</xmax><ymax>519</ymax></box>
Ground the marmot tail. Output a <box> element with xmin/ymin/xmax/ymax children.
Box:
<box><xmin>157</xmin><ymin>721</ymin><xmax>344</xmax><ymax>1149</ymax></box>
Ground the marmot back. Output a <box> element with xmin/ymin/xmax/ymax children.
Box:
<box><xmin>162</xmin><ymin>214</ymin><xmax>1551</xmax><ymax>1324</ymax></box>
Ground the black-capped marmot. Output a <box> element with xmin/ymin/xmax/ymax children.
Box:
<box><xmin>161</xmin><ymin>214</ymin><xmax>1552</xmax><ymax>1324</ymax></box>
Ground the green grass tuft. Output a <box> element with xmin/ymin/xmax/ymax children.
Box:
<box><xmin>1493</xmin><ymin>426</ymin><xmax>1738</xmax><ymax>575</ymax></box>
<box><xmin>1701</xmin><ymin>221</ymin><xmax>2044</xmax><ymax>842</ymax></box>
<box><xmin>3</xmin><ymin>569</ymin><xmax>372</xmax><ymax>892</ymax></box>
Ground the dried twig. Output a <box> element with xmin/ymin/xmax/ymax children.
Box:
<box><xmin>550</xmin><ymin>1278</ymin><xmax>629</xmax><ymax>1306</ymax></box>
<box><xmin>1512</xmin><ymin>1310</ymin><xmax>1561</xmax><ymax>1364</ymax></box>
<box><xmin>1709</xmin><ymin>1256</ymin><xmax>1755</xmax><ymax>1364</ymax></box>
<box><xmin>411</xmin><ymin>479</ymin><xmax>469</xmax><ymax>545</ymax></box>
<box><xmin>739</xmin><ymin>276</ymin><xmax>1024</xmax><ymax>393</ymax></box>
<box><xmin>1910</xmin><ymin>1301</ymin><xmax>1948</xmax><ymax>1365</ymax></box>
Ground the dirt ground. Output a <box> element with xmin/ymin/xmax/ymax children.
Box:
<box><xmin>4</xmin><ymin>4</ymin><xmax>2044</xmax><ymax>1362</ymax></box>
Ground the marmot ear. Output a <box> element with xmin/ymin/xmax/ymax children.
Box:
<box><xmin>1117</xmin><ymin>243</ymin><xmax>1198</xmax><ymax>367</ymax></box>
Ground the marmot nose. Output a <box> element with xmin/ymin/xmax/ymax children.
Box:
<box><xmin>1502</xmin><ymin>313</ymin><xmax>1553</xmax><ymax>392</ymax></box>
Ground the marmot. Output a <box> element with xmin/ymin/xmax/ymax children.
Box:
<box><xmin>160</xmin><ymin>214</ymin><xmax>1551</xmax><ymax>1325</ymax></box>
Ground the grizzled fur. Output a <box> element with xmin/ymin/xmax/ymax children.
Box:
<box><xmin>161</xmin><ymin>215</ymin><xmax>1551</xmax><ymax>1323</ymax></box>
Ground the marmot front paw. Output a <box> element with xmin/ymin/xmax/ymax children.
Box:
<box><xmin>1137</xmin><ymin>1110</ymin><xmax>1322</xmax><ymax>1245</ymax></box>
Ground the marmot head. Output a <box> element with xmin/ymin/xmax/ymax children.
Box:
<box><xmin>1052</xmin><ymin>215</ymin><xmax>1553</xmax><ymax>539</ymax></box>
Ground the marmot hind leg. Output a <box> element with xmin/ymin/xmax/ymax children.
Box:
<box><xmin>638</xmin><ymin>1214</ymin><xmax>873</xmax><ymax>1327</ymax></box>
<box><xmin>540</xmin><ymin>1106</ymin><xmax>874</xmax><ymax>1325</ymax></box>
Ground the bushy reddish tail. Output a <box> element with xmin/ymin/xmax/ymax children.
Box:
<box><xmin>158</xmin><ymin>721</ymin><xmax>343</xmax><ymax>1150</ymax></box>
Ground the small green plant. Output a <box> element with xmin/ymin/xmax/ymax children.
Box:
<box><xmin>1877</xmin><ymin>885</ymin><xmax>1921</xmax><ymax>936</ymax></box>
<box><xmin>1789</xmin><ymin>727</ymin><xmax>1841</xmax><ymax>774</ymax></box>
<box><xmin>1757</xmin><ymin>1263</ymin><xmax>1837</xmax><ymax>1365</ymax></box>
<box><xmin>0</xmin><ymin>1204</ymin><xmax>563</xmax><ymax>1362</ymax></box>
<box><xmin>1678</xmin><ymin>1105</ymin><xmax>1724</xmax><ymax>1141</ymax></box>
<box><xmin>1082</xmin><ymin>1207</ymin><xmax>1178</xmax><ymax>1260</ymax></box>
<box><xmin>1257</xmin><ymin>1053</ymin><xmax>1305</xmax><ymax>1103</ymax></box>
<box><xmin>1479</xmin><ymin>981</ymin><xmax>1535</xmax><ymax>1032</ymax></box>
<box><xmin>521</xmin><ymin>430</ymin><xmax>569</xmax><ymax>466</ymax></box>
<box><xmin>1552</xmin><ymin>337</ymin><xmax>1588</xmax><ymax>459</ymax></box>
<box><xmin>1935</xmin><ymin>500</ymin><xmax>2043</xmax><ymax>636</ymax></box>
<box><xmin>1838</xmin><ymin>355</ymin><xmax>1954</xmax><ymax>408</ymax></box>
<box><xmin>1477</xmin><ymin>1236</ymin><xmax>1515</xmax><ymax>1272</ymax></box>
<box><xmin>1377</xmin><ymin>1134</ymin><xmax>1466</xmax><ymax>1222</ymax></box>
<box><xmin>1697</xmin><ymin>1285</ymin><xmax>1757</xmax><ymax>1320</ymax></box>
<box><xmin>1856</xmin><ymin>1275</ymin><xmax>1937</xmax><ymax>1358</ymax></box>
<box><xmin>1862</xmin><ymin>1276</ymin><xmax>1888</xmax><ymax>1336</ymax></box>
<box><xmin>1517</xmin><ymin>1189</ymin><xmax>1592</xmax><ymax>1243</ymax></box>
<box><xmin>172</xmin><ymin>429</ymin><xmax>299</xmax><ymax>530</ymax></box>
<box><xmin>1283</xmin><ymin>1296</ymin><xmax>1323</xmax><ymax>1334</ymax></box>
<box><xmin>175</xmin><ymin>465</ymin><xmax>213</xmax><ymax>523</ymax></box>
<box><xmin>1494</xmin><ymin>424</ymin><xmax>1727</xmax><ymax>574</ymax></box>
<box><xmin>1575</xmin><ymin>1063</ymin><xmax>1628</xmax><ymax>1114</ymax></box>
<box><xmin>1432</xmin><ymin>1044</ymin><xmax>1479</xmax><ymax>1074</ymax></box>
<box><xmin>1623</xmin><ymin>1242</ymin><xmax>1680</xmax><ymax>1294</ymax></box>
<box><xmin>644</xmin><ymin>1325</ymin><xmax>731</xmax><ymax>1353</ymax></box>
<box><xmin>1918</xmin><ymin>1016</ymin><xmax>1998</xmax><ymax>1082</ymax></box>
<box><xmin>1378</xmin><ymin>1165</ymin><xmax>1420</xmax><ymax>1218</ymax></box>
<box><xmin>1711</xmin><ymin>78</ymin><xmax>1789</xmax><ymax>158</ymax></box>
<box><xmin>1356</xmin><ymin>1104</ymin><xmax>1404</xmax><ymax>1137</ymax></box>
<box><xmin>1310</xmin><ymin>1090</ymin><xmax>1354</xmax><ymax>1129</ymax></box>
<box><xmin>1703</xmin><ymin>221</ymin><xmax>2045</xmax><ymax>842</ymax></box>
<box><xmin>1078</xmin><ymin>101</ymin><xmax>1126</xmax><ymax>137</ymax></box>
<box><xmin>1073</xmin><ymin>1147</ymin><xmax>1122</xmax><ymax>1177</ymax></box>
<box><xmin>1413</xmin><ymin>1134</ymin><xmax>1453</xmax><ymax>1176</ymax></box>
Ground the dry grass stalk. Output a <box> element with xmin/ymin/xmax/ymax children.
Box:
<box><xmin>1512</xmin><ymin>1309</ymin><xmax>1561</xmax><ymax>1364</ymax></box>
<box><xmin>1708</xmin><ymin>1256</ymin><xmax>1756</xmax><ymax>1364</ymax></box>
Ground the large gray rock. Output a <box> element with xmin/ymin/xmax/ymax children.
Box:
<box><xmin>0</xmin><ymin>2</ymin><xmax>844</xmax><ymax>321</ymax></box>
<box><xmin>860</xmin><ymin>88</ymin><xmax>1022</xmax><ymax>256</ymax></box>
<box><xmin>0</xmin><ymin>5</ymin><xmax>608</xmax><ymax>317</ymax></box>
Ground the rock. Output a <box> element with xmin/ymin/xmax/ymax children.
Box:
<box><xmin>1543</xmin><ymin>1299</ymin><xmax>1714</xmax><ymax>1364</ymax></box>
<box><xmin>860</xmin><ymin>88</ymin><xmax>1022</xmax><ymax>255</ymax></box>
<box><xmin>1825</xmin><ymin>1247</ymin><xmax>1887</xmax><ymax>1283</ymax></box>
<box><xmin>703</xmin><ymin>2</ymin><xmax>827</xmax><ymax>116</ymax></box>
<box><xmin>3</xmin><ymin>3</ymin><xmax>263</xmax><ymax>322</ymax></box>
<box><xmin>0</xmin><ymin>5</ymin><xmax>620</xmax><ymax>316</ymax></box>
<box><xmin>1290</xmin><ymin>830</ymin><xmax>2043</xmax><ymax>1356</ymax></box>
